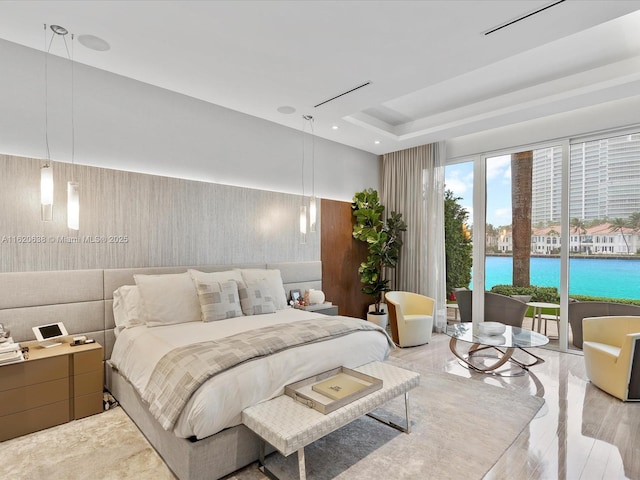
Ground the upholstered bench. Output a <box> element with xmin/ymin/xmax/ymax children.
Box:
<box><xmin>242</xmin><ymin>361</ymin><xmax>420</xmax><ymax>480</ymax></box>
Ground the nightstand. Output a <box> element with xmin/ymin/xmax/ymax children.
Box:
<box><xmin>294</xmin><ymin>303</ymin><xmax>339</xmax><ymax>316</ymax></box>
<box><xmin>0</xmin><ymin>340</ymin><xmax>103</xmax><ymax>441</ymax></box>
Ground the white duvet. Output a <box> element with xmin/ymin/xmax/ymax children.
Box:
<box><xmin>109</xmin><ymin>308</ymin><xmax>391</xmax><ymax>439</ymax></box>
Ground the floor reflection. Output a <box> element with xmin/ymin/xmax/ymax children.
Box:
<box><xmin>415</xmin><ymin>332</ymin><xmax>640</xmax><ymax>480</ymax></box>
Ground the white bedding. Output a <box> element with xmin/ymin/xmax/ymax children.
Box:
<box><xmin>110</xmin><ymin>308</ymin><xmax>391</xmax><ymax>439</ymax></box>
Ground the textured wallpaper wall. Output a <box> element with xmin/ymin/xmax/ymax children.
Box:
<box><xmin>0</xmin><ymin>154</ymin><xmax>320</xmax><ymax>272</ymax></box>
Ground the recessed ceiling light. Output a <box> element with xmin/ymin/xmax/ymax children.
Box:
<box><xmin>277</xmin><ymin>106</ymin><xmax>296</xmax><ymax>114</ymax></box>
<box><xmin>374</xmin><ymin>140</ymin><xmax>381</xmax><ymax>145</ymax></box>
<box><xmin>331</xmin><ymin>125</ymin><xmax>339</xmax><ymax>130</ymax></box>
<box><xmin>77</xmin><ymin>34</ymin><xmax>111</xmax><ymax>51</ymax></box>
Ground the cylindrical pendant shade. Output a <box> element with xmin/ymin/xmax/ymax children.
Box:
<box><xmin>309</xmin><ymin>196</ymin><xmax>317</xmax><ymax>233</ymax></box>
<box><xmin>299</xmin><ymin>205</ymin><xmax>307</xmax><ymax>244</ymax></box>
<box><xmin>67</xmin><ymin>181</ymin><xmax>79</xmax><ymax>230</ymax></box>
<box><xmin>40</xmin><ymin>164</ymin><xmax>53</xmax><ymax>221</ymax></box>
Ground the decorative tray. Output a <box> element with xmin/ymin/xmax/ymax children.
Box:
<box><xmin>285</xmin><ymin>366</ymin><xmax>382</xmax><ymax>414</ymax></box>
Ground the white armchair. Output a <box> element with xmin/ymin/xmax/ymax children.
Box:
<box><xmin>583</xmin><ymin>315</ymin><xmax>640</xmax><ymax>401</ymax></box>
<box><xmin>385</xmin><ymin>291</ymin><xmax>434</xmax><ymax>347</ymax></box>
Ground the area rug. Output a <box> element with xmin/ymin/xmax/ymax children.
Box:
<box><xmin>0</xmin><ymin>406</ymin><xmax>175</xmax><ymax>480</ymax></box>
<box><xmin>0</xmin><ymin>362</ymin><xmax>543</xmax><ymax>480</ymax></box>
<box><xmin>233</xmin><ymin>358</ymin><xmax>545</xmax><ymax>480</ymax></box>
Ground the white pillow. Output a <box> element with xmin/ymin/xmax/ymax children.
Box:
<box><xmin>237</xmin><ymin>279</ymin><xmax>276</xmax><ymax>315</ymax></box>
<box><xmin>194</xmin><ymin>279</ymin><xmax>243</xmax><ymax>321</ymax></box>
<box><xmin>188</xmin><ymin>269</ymin><xmax>243</xmax><ymax>284</ymax></box>
<box><xmin>134</xmin><ymin>272</ymin><xmax>201</xmax><ymax>327</ymax></box>
<box><xmin>112</xmin><ymin>285</ymin><xmax>144</xmax><ymax>334</ymax></box>
<box><xmin>236</xmin><ymin>269</ymin><xmax>287</xmax><ymax>310</ymax></box>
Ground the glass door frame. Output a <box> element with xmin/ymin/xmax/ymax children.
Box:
<box><xmin>467</xmin><ymin>140</ymin><xmax>571</xmax><ymax>352</ymax></box>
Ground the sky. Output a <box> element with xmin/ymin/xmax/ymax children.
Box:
<box><xmin>444</xmin><ymin>155</ymin><xmax>513</xmax><ymax>227</ymax></box>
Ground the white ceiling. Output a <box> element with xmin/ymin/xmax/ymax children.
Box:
<box><xmin>1</xmin><ymin>0</ymin><xmax>640</xmax><ymax>155</ymax></box>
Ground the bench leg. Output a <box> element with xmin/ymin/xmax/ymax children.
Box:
<box><xmin>366</xmin><ymin>391</ymin><xmax>411</xmax><ymax>433</ymax></box>
<box><xmin>298</xmin><ymin>447</ymin><xmax>306</xmax><ymax>480</ymax></box>
<box><xmin>257</xmin><ymin>439</ymin><xmax>307</xmax><ymax>480</ymax></box>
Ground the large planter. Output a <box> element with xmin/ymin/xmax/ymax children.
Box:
<box><xmin>367</xmin><ymin>311</ymin><xmax>388</xmax><ymax>330</ymax></box>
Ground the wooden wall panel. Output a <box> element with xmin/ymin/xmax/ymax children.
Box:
<box><xmin>320</xmin><ymin>198</ymin><xmax>370</xmax><ymax>319</ymax></box>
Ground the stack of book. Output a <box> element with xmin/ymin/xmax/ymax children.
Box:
<box><xmin>0</xmin><ymin>338</ymin><xmax>24</xmax><ymax>365</ymax></box>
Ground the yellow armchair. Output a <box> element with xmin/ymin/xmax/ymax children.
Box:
<box><xmin>583</xmin><ymin>315</ymin><xmax>640</xmax><ymax>401</ymax></box>
<box><xmin>385</xmin><ymin>291</ymin><xmax>434</xmax><ymax>347</ymax></box>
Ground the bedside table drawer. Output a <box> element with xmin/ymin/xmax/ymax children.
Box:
<box><xmin>73</xmin><ymin>348</ymin><xmax>103</xmax><ymax>375</ymax></box>
<box><xmin>0</xmin><ymin>399</ymin><xmax>70</xmax><ymax>442</ymax></box>
<box><xmin>74</xmin><ymin>391</ymin><xmax>103</xmax><ymax>419</ymax></box>
<box><xmin>0</xmin><ymin>377</ymin><xmax>69</xmax><ymax>417</ymax></box>
<box><xmin>74</xmin><ymin>369</ymin><xmax>103</xmax><ymax>397</ymax></box>
<box><xmin>0</xmin><ymin>355</ymin><xmax>68</xmax><ymax>392</ymax></box>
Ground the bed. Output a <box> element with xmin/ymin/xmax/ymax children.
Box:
<box><xmin>103</xmin><ymin>262</ymin><xmax>391</xmax><ymax>479</ymax></box>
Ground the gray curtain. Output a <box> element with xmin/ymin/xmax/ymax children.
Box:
<box><xmin>380</xmin><ymin>143</ymin><xmax>447</xmax><ymax>331</ymax></box>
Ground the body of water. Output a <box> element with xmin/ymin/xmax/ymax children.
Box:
<box><xmin>473</xmin><ymin>256</ymin><xmax>640</xmax><ymax>300</ymax></box>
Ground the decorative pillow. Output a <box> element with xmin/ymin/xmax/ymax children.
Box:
<box><xmin>134</xmin><ymin>272</ymin><xmax>201</xmax><ymax>327</ymax></box>
<box><xmin>236</xmin><ymin>269</ymin><xmax>287</xmax><ymax>310</ymax></box>
<box><xmin>112</xmin><ymin>285</ymin><xmax>144</xmax><ymax>335</ymax></box>
<box><xmin>237</xmin><ymin>279</ymin><xmax>276</xmax><ymax>316</ymax></box>
<box><xmin>194</xmin><ymin>279</ymin><xmax>243</xmax><ymax>321</ymax></box>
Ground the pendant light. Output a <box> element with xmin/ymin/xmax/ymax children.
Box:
<box><xmin>300</xmin><ymin>116</ymin><xmax>307</xmax><ymax>244</ymax></box>
<box><xmin>67</xmin><ymin>31</ymin><xmax>79</xmax><ymax>230</ymax></box>
<box><xmin>40</xmin><ymin>164</ymin><xmax>53</xmax><ymax>221</ymax></box>
<box><xmin>41</xmin><ymin>24</ymin><xmax>79</xmax><ymax>230</ymax></box>
<box><xmin>41</xmin><ymin>24</ymin><xmax>53</xmax><ymax>221</ymax></box>
<box><xmin>304</xmin><ymin>115</ymin><xmax>317</xmax><ymax>233</ymax></box>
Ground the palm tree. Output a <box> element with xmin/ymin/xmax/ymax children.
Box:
<box><xmin>511</xmin><ymin>151</ymin><xmax>533</xmax><ymax>287</ymax></box>
<box><xmin>609</xmin><ymin>218</ymin><xmax>630</xmax><ymax>254</ymax></box>
<box><xmin>570</xmin><ymin>217</ymin><xmax>586</xmax><ymax>253</ymax></box>
<box><xmin>629</xmin><ymin>211</ymin><xmax>640</xmax><ymax>232</ymax></box>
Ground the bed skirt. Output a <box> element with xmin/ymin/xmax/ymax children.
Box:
<box><xmin>106</xmin><ymin>361</ymin><xmax>268</xmax><ymax>480</ymax></box>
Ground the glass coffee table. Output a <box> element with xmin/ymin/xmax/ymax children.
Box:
<box><xmin>446</xmin><ymin>322</ymin><xmax>549</xmax><ymax>375</ymax></box>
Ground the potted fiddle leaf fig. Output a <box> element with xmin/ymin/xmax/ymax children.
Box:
<box><xmin>352</xmin><ymin>188</ymin><xmax>407</xmax><ymax>326</ymax></box>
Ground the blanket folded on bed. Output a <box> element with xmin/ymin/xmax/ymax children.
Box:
<box><xmin>143</xmin><ymin>317</ymin><xmax>387</xmax><ymax>430</ymax></box>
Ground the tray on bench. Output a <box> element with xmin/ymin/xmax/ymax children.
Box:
<box><xmin>284</xmin><ymin>366</ymin><xmax>382</xmax><ymax>414</ymax></box>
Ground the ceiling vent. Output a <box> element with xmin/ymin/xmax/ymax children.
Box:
<box><xmin>484</xmin><ymin>0</ymin><xmax>566</xmax><ymax>36</ymax></box>
<box><xmin>314</xmin><ymin>81</ymin><xmax>371</xmax><ymax>108</ymax></box>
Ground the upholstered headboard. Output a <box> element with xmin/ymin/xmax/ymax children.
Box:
<box><xmin>0</xmin><ymin>261</ymin><xmax>322</xmax><ymax>360</ymax></box>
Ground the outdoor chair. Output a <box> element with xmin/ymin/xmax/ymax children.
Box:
<box><xmin>456</xmin><ymin>290</ymin><xmax>528</xmax><ymax>328</ymax></box>
<box><xmin>385</xmin><ymin>291</ymin><xmax>434</xmax><ymax>347</ymax></box>
<box><xmin>583</xmin><ymin>315</ymin><xmax>640</xmax><ymax>401</ymax></box>
<box><xmin>568</xmin><ymin>301</ymin><xmax>640</xmax><ymax>349</ymax></box>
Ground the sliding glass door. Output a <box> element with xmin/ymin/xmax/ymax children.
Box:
<box><xmin>484</xmin><ymin>147</ymin><xmax>563</xmax><ymax>348</ymax></box>
<box><xmin>567</xmin><ymin>130</ymin><xmax>640</xmax><ymax>351</ymax></box>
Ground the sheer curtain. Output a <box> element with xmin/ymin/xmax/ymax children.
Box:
<box><xmin>380</xmin><ymin>143</ymin><xmax>447</xmax><ymax>332</ymax></box>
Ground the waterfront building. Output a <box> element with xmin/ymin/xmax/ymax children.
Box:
<box><xmin>493</xmin><ymin>223</ymin><xmax>639</xmax><ymax>255</ymax></box>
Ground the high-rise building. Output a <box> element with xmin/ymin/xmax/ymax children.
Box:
<box><xmin>532</xmin><ymin>147</ymin><xmax>562</xmax><ymax>225</ymax></box>
<box><xmin>531</xmin><ymin>133</ymin><xmax>640</xmax><ymax>224</ymax></box>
